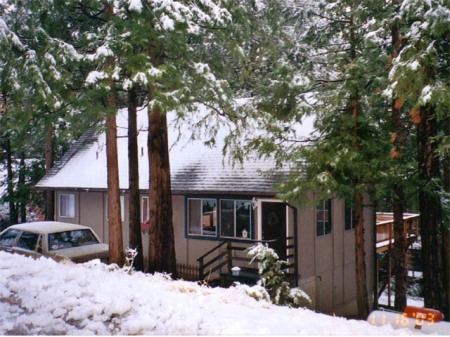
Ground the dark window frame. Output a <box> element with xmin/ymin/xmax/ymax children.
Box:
<box><xmin>316</xmin><ymin>199</ymin><xmax>332</xmax><ymax>236</ymax></box>
<box><xmin>186</xmin><ymin>198</ymin><xmax>218</xmax><ymax>237</ymax></box>
<box><xmin>219</xmin><ymin>199</ymin><xmax>252</xmax><ymax>240</ymax></box>
<box><xmin>185</xmin><ymin>196</ymin><xmax>254</xmax><ymax>241</ymax></box>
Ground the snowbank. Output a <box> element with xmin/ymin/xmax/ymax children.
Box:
<box><xmin>0</xmin><ymin>252</ymin><xmax>414</xmax><ymax>335</ymax></box>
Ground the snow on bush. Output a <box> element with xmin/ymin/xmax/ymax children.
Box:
<box><xmin>246</xmin><ymin>243</ymin><xmax>312</xmax><ymax>308</ymax></box>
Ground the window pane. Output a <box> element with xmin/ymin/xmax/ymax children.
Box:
<box><xmin>345</xmin><ymin>199</ymin><xmax>352</xmax><ymax>230</ymax></box>
<box><xmin>236</xmin><ymin>201</ymin><xmax>251</xmax><ymax>238</ymax></box>
<box><xmin>325</xmin><ymin>220</ymin><xmax>332</xmax><ymax>235</ymax></box>
<box><xmin>60</xmin><ymin>194</ymin><xmax>75</xmax><ymax>218</ymax></box>
<box><xmin>316</xmin><ymin>222</ymin><xmax>324</xmax><ymax>236</ymax></box>
<box><xmin>316</xmin><ymin>199</ymin><xmax>332</xmax><ymax>236</ymax></box>
<box><xmin>188</xmin><ymin>199</ymin><xmax>201</xmax><ymax>235</ymax></box>
<box><xmin>142</xmin><ymin>197</ymin><xmax>149</xmax><ymax>222</ymax></box>
<box><xmin>220</xmin><ymin>200</ymin><xmax>234</xmax><ymax>237</ymax></box>
<box><xmin>316</xmin><ymin>209</ymin><xmax>324</xmax><ymax>222</ymax></box>
<box><xmin>202</xmin><ymin>200</ymin><xmax>216</xmax><ymax>236</ymax></box>
<box><xmin>120</xmin><ymin>195</ymin><xmax>125</xmax><ymax>222</ymax></box>
<box><xmin>17</xmin><ymin>232</ymin><xmax>39</xmax><ymax>251</ymax></box>
<box><xmin>0</xmin><ymin>229</ymin><xmax>20</xmax><ymax>247</ymax></box>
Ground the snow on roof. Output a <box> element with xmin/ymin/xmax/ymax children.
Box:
<box><xmin>36</xmin><ymin>106</ymin><xmax>314</xmax><ymax>195</ymax></box>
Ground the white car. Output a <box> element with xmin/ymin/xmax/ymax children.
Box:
<box><xmin>0</xmin><ymin>221</ymin><xmax>109</xmax><ymax>263</ymax></box>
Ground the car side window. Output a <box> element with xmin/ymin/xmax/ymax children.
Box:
<box><xmin>17</xmin><ymin>231</ymin><xmax>40</xmax><ymax>251</ymax></box>
<box><xmin>48</xmin><ymin>229</ymin><xmax>98</xmax><ymax>251</ymax></box>
<box><xmin>0</xmin><ymin>229</ymin><xmax>20</xmax><ymax>247</ymax></box>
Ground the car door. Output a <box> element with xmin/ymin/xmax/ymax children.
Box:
<box><xmin>13</xmin><ymin>231</ymin><xmax>43</xmax><ymax>259</ymax></box>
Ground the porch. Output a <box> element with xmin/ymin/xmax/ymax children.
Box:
<box><xmin>195</xmin><ymin>237</ymin><xmax>297</xmax><ymax>287</ymax></box>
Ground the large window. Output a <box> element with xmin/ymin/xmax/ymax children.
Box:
<box><xmin>220</xmin><ymin>200</ymin><xmax>251</xmax><ymax>239</ymax></box>
<box><xmin>59</xmin><ymin>194</ymin><xmax>75</xmax><ymax>218</ymax></box>
<box><xmin>187</xmin><ymin>199</ymin><xmax>217</xmax><ymax>236</ymax></box>
<box><xmin>316</xmin><ymin>199</ymin><xmax>332</xmax><ymax>236</ymax></box>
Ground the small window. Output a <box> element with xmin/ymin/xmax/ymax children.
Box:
<box><xmin>220</xmin><ymin>200</ymin><xmax>251</xmax><ymax>239</ymax></box>
<box><xmin>17</xmin><ymin>232</ymin><xmax>40</xmax><ymax>251</ymax></box>
<box><xmin>316</xmin><ymin>199</ymin><xmax>332</xmax><ymax>236</ymax></box>
<box><xmin>59</xmin><ymin>194</ymin><xmax>75</xmax><ymax>218</ymax></box>
<box><xmin>0</xmin><ymin>229</ymin><xmax>20</xmax><ymax>247</ymax></box>
<box><xmin>106</xmin><ymin>195</ymin><xmax>125</xmax><ymax>222</ymax></box>
<box><xmin>141</xmin><ymin>196</ymin><xmax>149</xmax><ymax>222</ymax></box>
<box><xmin>345</xmin><ymin>198</ymin><xmax>355</xmax><ymax>230</ymax></box>
<box><xmin>188</xmin><ymin>199</ymin><xmax>217</xmax><ymax>237</ymax></box>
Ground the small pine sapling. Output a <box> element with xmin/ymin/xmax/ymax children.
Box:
<box><xmin>246</xmin><ymin>244</ymin><xmax>311</xmax><ymax>308</ymax></box>
<box><xmin>123</xmin><ymin>247</ymin><xmax>138</xmax><ymax>274</ymax></box>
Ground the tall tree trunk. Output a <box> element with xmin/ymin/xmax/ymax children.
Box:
<box><xmin>128</xmin><ymin>89</ymin><xmax>144</xmax><ymax>271</ymax></box>
<box><xmin>147</xmin><ymin>102</ymin><xmax>177</xmax><ymax>276</ymax></box>
<box><xmin>2</xmin><ymin>93</ymin><xmax>18</xmax><ymax>225</ymax></box>
<box><xmin>45</xmin><ymin>126</ymin><xmax>55</xmax><ymax>221</ymax></box>
<box><xmin>106</xmin><ymin>111</ymin><xmax>123</xmax><ymax>266</ymax></box>
<box><xmin>391</xmin><ymin>17</ymin><xmax>407</xmax><ymax>312</ymax></box>
<box><xmin>444</xmin><ymin>115</ymin><xmax>450</xmax><ymax>320</ymax></box>
<box><xmin>18</xmin><ymin>154</ymin><xmax>26</xmax><ymax>223</ymax></box>
<box><xmin>416</xmin><ymin>105</ymin><xmax>445</xmax><ymax>313</ymax></box>
<box><xmin>353</xmin><ymin>189</ymin><xmax>369</xmax><ymax>319</ymax></box>
<box><xmin>350</xmin><ymin>15</ymin><xmax>369</xmax><ymax>319</ymax></box>
<box><xmin>6</xmin><ymin>138</ymin><xmax>18</xmax><ymax>225</ymax></box>
<box><xmin>105</xmin><ymin>3</ymin><xmax>123</xmax><ymax>267</ymax></box>
<box><xmin>392</xmin><ymin>186</ymin><xmax>407</xmax><ymax>311</ymax></box>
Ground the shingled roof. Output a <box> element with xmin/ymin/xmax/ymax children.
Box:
<box><xmin>36</xmin><ymin>106</ymin><xmax>312</xmax><ymax>195</ymax></box>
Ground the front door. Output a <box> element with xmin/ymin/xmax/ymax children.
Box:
<box><xmin>261</xmin><ymin>202</ymin><xmax>287</xmax><ymax>260</ymax></box>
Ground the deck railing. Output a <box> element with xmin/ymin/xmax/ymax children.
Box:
<box><xmin>197</xmin><ymin>237</ymin><xmax>297</xmax><ymax>286</ymax></box>
<box><xmin>376</xmin><ymin>213</ymin><xmax>419</xmax><ymax>250</ymax></box>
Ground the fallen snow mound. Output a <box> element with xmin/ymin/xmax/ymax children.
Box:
<box><xmin>0</xmin><ymin>252</ymin><xmax>412</xmax><ymax>335</ymax></box>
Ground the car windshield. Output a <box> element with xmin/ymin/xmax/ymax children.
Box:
<box><xmin>48</xmin><ymin>229</ymin><xmax>99</xmax><ymax>251</ymax></box>
<box><xmin>0</xmin><ymin>229</ymin><xmax>20</xmax><ymax>247</ymax></box>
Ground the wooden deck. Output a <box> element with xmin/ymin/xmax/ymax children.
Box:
<box><xmin>376</xmin><ymin>212</ymin><xmax>420</xmax><ymax>253</ymax></box>
<box><xmin>375</xmin><ymin>212</ymin><xmax>420</xmax><ymax>307</ymax></box>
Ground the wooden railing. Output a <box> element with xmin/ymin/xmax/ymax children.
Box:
<box><xmin>197</xmin><ymin>237</ymin><xmax>297</xmax><ymax>286</ymax></box>
<box><xmin>376</xmin><ymin>212</ymin><xmax>420</xmax><ymax>251</ymax></box>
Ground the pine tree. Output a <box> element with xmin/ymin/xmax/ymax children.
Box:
<box><xmin>0</xmin><ymin>0</ymin><xmax>91</xmax><ymax>223</ymax></box>
<box><xmin>388</xmin><ymin>0</ymin><xmax>449</xmax><ymax>318</ymax></box>
<box><xmin>246</xmin><ymin>0</ymin><xmax>390</xmax><ymax>319</ymax></box>
<box><xmin>104</xmin><ymin>0</ymin><xmax>245</xmax><ymax>274</ymax></box>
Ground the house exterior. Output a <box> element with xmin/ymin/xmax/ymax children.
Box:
<box><xmin>35</xmin><ymin>107</ymin><xmax>375</xmax><ymax>317</ymax></box>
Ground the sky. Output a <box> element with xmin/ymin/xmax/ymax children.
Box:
<box><xmin>0</xmin><ymin>251</ymin><xmax>421</xmax><ymax>336</ymax></box>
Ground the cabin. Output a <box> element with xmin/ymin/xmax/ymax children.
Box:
<box><xmin>35</xmin><ymin>107</ymin><xmax>375</xmax><ymax>317</ymax></box>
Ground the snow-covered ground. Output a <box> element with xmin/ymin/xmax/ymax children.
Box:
<box><xmin>0</xmin><ymin>252</ymin><xmax>418</xmax><ymax>335</ymax></box>
<box><xmin>379</xmin><ymin>289</ymin><xmax>424</xmax><ymax>308</ymax></box>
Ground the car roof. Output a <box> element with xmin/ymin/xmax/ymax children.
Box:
<box><xmin>6</xmin><ymin>221</ymin><xmax>92</xmax><ymax>234</ymax></box>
